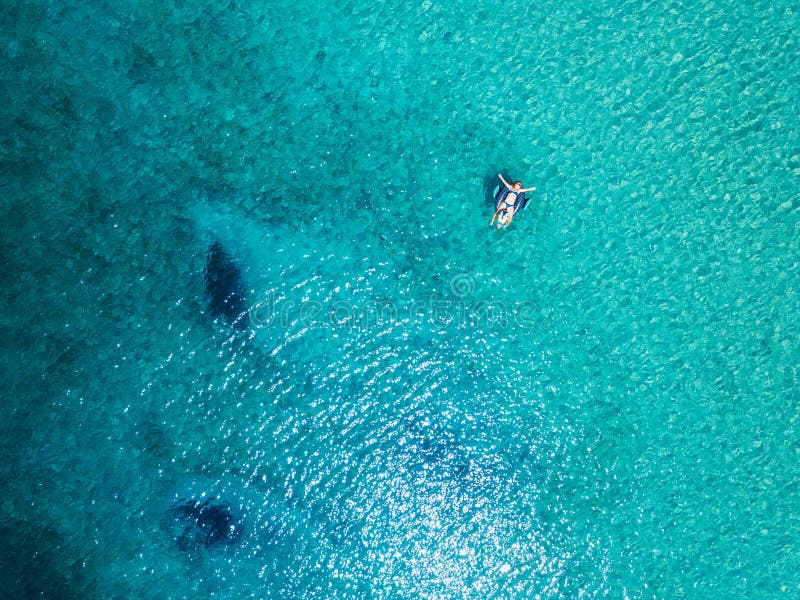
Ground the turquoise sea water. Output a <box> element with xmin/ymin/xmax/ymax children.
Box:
<box><xmin>2</xmin><ymin>0</ymin><xmax>799</xmax><ymax>597</ymax></box>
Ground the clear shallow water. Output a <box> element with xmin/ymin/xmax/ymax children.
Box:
<box><xmin>1</xmin><ymin>0</ymin><xmax>799</xmax><ymax>598</ymax></box>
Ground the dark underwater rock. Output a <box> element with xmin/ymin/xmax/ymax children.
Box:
<box><xmin>167</xmin><ymin>497</ymin><xmax>244</xmax><ymax>551</ymax></box>
<box><xmin>204</xmin><ymin>241</ymin><xmax>248</xmax><ymax>329</ymax></box>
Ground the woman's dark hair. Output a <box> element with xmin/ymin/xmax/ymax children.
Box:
<box><xmin>513</xmin><ymin>181</ymin><xmax>522</xmax><ymax>187</ymax></box>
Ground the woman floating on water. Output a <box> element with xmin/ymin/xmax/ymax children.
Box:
<box><xmin>490</xmin><ymin>173</ymin><xmax>536</xmax><ymax>229</ymax></box>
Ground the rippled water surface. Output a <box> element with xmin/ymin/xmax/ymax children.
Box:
<box><xmin>2</xmin><ymin>1</ymin><xmax>799</xmax><ymax>598</ymax></box>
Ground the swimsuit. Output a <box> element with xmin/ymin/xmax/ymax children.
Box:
<box><xmin>498</xmin><ymin>189</ymin><xmax>519</xmax><ymax>212</ymax></box>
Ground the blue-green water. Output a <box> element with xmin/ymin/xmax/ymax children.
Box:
<box><xmin>2</xmin><ymin>0</ymin><xmax>799</xmax><ymax>597</ymax></box>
